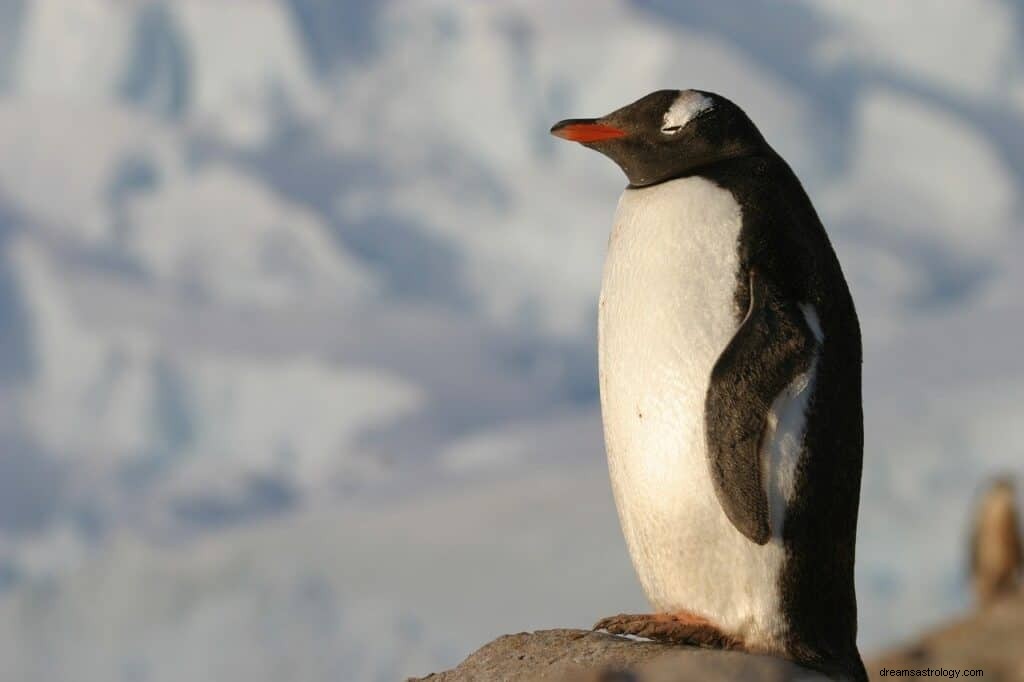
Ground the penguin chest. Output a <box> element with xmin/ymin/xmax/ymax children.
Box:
<box><xmin>599</xmin><ymin>178</ymin><xmax>742</xmax><ymax>502</ymax></box>
<box><xmin>598</xmin><ymin>177</ymin><xmax>788</xmax><ymax>646</ymax></box>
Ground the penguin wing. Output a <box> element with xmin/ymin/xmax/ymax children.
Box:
<box><xmin>705</xmin><ymin>267</ymin><xmax>818</xmax><ymax>545</ymax></box>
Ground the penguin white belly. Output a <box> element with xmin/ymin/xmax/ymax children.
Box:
<box><xmin>598</xmin><ymin>176</ymin><xmax>788</xmax><ymax>648</ymax></box>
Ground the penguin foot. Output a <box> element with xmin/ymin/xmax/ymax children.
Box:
<box><xmin>593</xmin><ymin>612</ymin><xmax>743</xmax><ymax>650</ymax></box>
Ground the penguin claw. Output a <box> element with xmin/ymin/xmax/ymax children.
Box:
<box><xmin>593</xmin><ymin>612</ymin><xmax>743</xmax><ymax>650</ymax></box>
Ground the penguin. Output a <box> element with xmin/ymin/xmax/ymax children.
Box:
<box><xmin>551</xmin><ymin>90</ymin><xmax>865</xmax><ymax>680</ymax></box>
<box><xmin>970</xmin><ymin>476</ymin><xmax>1022</xmax><ymax>608</ymax></box>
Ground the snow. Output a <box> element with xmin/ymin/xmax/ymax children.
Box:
<box><xmin>122</xmin><ymin>163</ymin><xmax>376</xmax><ymax>307</ymax></box>
<box><xmin>0</xmin><ymin>1</ymin><xmax>1022</xmax><ymax>680</ymax></box>
<box><xmin>811</xmin><ymin>0</ymin><xmax>1018</xmax><ymax>99</ymax></box>
<box><xmin>14</xmin><ymin>0</ymin><xmax>132</xmax><ymax>100</ymax></box>
<box><xmin>0</xmin><ymin>101</ymin><xmax>170</xmax><ymax>242</ymax></box>
<box><xmin>825</xmin><ymin>89</ymin><xmax>1014</xmax><ymax>253</ymax></box>
<box><xmin>172</xmin><ymin>0</ymin><xmax>322</xmax><ymax>145</ymax></box>
<box><xmin>9</xmin><ymin>233</ymin><xmax>416</xmax><ymax>495</ymax></box>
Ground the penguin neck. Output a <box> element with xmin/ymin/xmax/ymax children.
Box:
<box><xmin>624</xmin><ymin>143</ymin><xmax>773</xmax><ymax>189</ymax></box>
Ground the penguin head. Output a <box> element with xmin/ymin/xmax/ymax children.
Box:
<box><xmin>550</xmin><ymin>89</ymin><xmax>767</xmax><ymax>187</ymax></box>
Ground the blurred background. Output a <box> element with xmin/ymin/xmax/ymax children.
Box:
<box><xmin>0</xmin><ymin>1</ymin><xmax>1021</xmax><ymax>680</ymax></box>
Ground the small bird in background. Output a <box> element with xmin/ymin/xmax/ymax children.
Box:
<box><xmin>551</xmin><ymin>90</ymin><xmax>865</xmax><ymax>681</ymax></box>
<box><xmin>970</xmin><ymin>476</ymin><xmax>1023</xmax><ymax>608</ymax></box>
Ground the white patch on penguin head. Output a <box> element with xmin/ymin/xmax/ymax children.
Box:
<box><xmin>661</xmin><ymin>90</ymin><xmax>713</xmax><ymax>135</ymax></box>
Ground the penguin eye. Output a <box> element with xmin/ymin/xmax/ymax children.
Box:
<box><xmin>661</xmin><ymin>125</ymin><xmax>683</xmax><ymax>135</ymax></box>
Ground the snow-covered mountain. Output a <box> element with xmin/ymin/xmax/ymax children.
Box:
<box><xmin>0</xmin><ymin>1</ymin><xmax>1022</xmax><ymax>680</ymax></box>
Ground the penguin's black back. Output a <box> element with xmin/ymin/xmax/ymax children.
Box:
<box><xmin>697</xmin><ymin>152</ymin><xmax>865</xmax><ymax>680</ymax></box>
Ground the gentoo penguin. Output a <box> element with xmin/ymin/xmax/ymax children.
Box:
<box><xmin>551</xmin><ymin>90</ymin><xmax>865</xmax><ymax>680</ymax></box>
<box><xmin>970</xmin><ymin>477</ymin><xmax>1022</xmax><ymax>608</ymax></box>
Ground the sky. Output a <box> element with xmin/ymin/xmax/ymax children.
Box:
<box><xmin>0</xmin><ymin>1</ymin><xmax>1022</xmax><ymax>680</ymax></box>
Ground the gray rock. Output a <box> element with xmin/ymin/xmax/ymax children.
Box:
<box><xmin>410</xmin><ymin>628</ymin><xmax>828</xmax><ymax>681</ymax></box>
<box><xmin>869</xmin><ymin>589</ymin><xmax>1024</xmax><ymax>681</ymax></box>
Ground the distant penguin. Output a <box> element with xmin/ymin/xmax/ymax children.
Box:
<box><xmin>551</xmin><ymin>90</ymin><xmax>865</xmax><ymax>680</ymax></box>
<box><xmin>970</xmin><ymin>477</ymin><xmax>1022</xmax><ymax>608</ymax></box>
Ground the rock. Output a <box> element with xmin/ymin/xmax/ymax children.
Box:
<box><xmin>868</xmin><ymin>589</ymin><xmax>1024</xmax><ymax>681</ymax></box>
<box><xmin>410</xmin><ymin>628</ymin><xmax>827</xmax><ymax>681</ymax></box>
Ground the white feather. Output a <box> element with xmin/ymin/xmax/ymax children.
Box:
<box><xmin>661</xmin><ymin>91</ymin><xmax>713</xmax><ymax>133</ymax></box>
<box><xmin>762</xmin><ymin>365</ymin><xmax>816</xmax><ymax>538</ymax></box>
<box><xmin>599</xmin><ymin>176</ymin><xmax>793</xmax><ymax>652</ymax></box>
<box><xmin>799</xmin><ymin>303</ymin><xmax>824</xmax><ymax>343</ymax></box>
<box><xmin>761</xmin><ymin>304</ymin><xmax>823</xmax><ymax>537</ymax></box>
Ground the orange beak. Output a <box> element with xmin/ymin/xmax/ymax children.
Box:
<box><xmin>550</xmin><ymin>119</ymin><xmax>627</xmax><ymax>143</ymax></box>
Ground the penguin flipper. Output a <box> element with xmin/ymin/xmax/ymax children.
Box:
<box><xmin>705</xmin><ymin>267</ymin><xmax>818</xmax><ymax>545</ymax></box>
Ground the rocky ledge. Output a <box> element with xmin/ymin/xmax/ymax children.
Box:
<box><xmin>868</xmin><ymin>589</ymin><xmax>1024</xmax><ymax>681</ymax></box>
<box><xmin>410</xmin><ymin>628</ymin><xmax>826</xmax><ymax>681</ymax></box>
